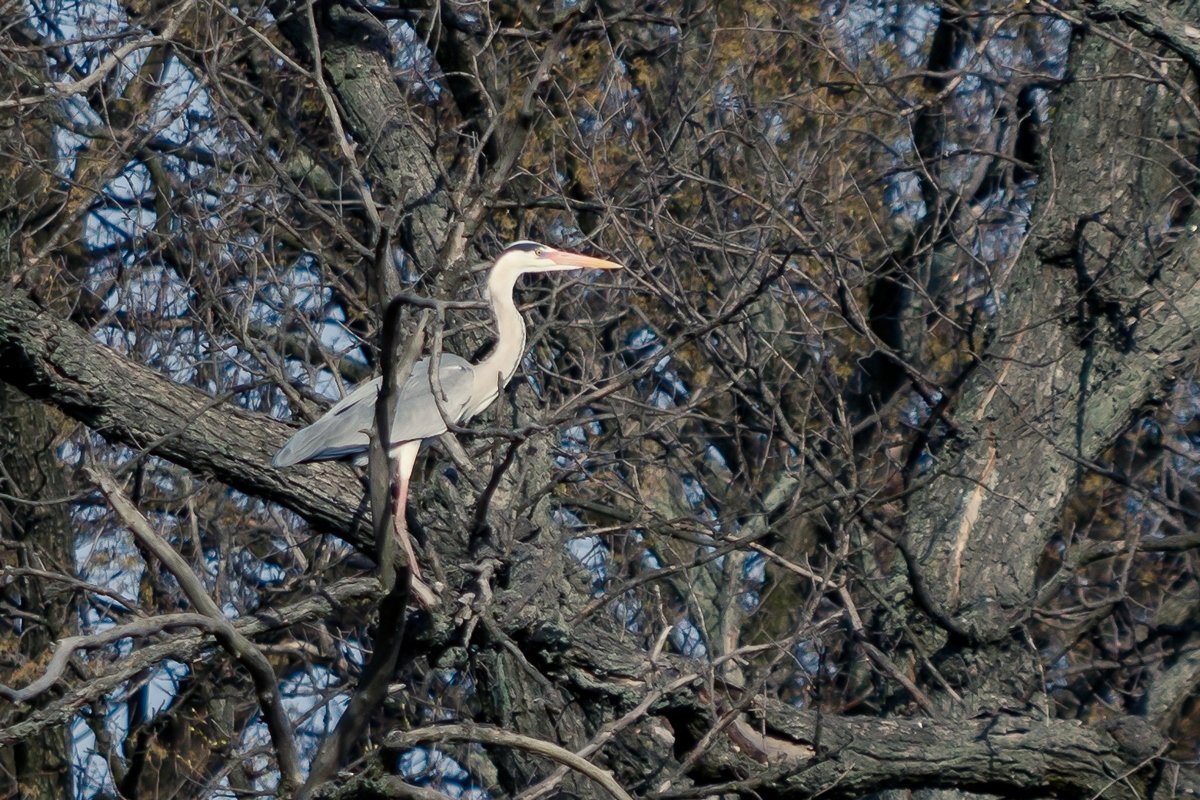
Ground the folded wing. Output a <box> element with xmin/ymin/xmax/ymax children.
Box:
<box><xmin>272</xmin><ymin>354</ymin><xmax>475</xmax><ymax>467</ymax></box>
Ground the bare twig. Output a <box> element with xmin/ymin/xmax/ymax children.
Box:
<box><xmin>303</xmin><ymin>0</ymin><xmax>383</xmax><ymax>238</ymax></box>
<box><xmin>88</xmin><ymin>467</ymin><xmax>304</xmax><ymax>792</ymax></box>
<box><xmin>0</xmin><ymin>577</ymin><xmax>381</xmax><ymax>747</ymax></box>
<box><xmin>384</xmin><ymin>723</ymin><xmax>636</xmax><ymax>800</ymax></box>
<box><xmin>518</xmin><ymin>673</ymin><xmax>701</xmax><ymax>800</ymax></box>
<box><xmin>1</xmin><ymin>612</ymin><xmax>224</xmax><ymax>703</ymax></box>
<box><xmin>0</xmin><ymin>0</ymin><xmax>198</xmax><ymax>109</ymax></box>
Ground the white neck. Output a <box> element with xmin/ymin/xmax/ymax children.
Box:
<box><xmin>468</xmin><ymin>267</ymin><xmax>527</xmax><ymax>414</ymax></box>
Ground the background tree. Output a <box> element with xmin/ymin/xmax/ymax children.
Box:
<box><xmin>2</xmin><ymin>0</ymin><xmax>1200</xmax><ymax>798</ymax></box>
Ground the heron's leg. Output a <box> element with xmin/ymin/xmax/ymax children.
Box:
<box><xmin>393</xmin><ymin>440</ymin><xmax>423</xmax><ymax>581</ymax></box>
<box><xmin>389</xmin><ymin>442</ymin><xmax>441</xmax><ymax>607</ymax></box>
<box><xmin>394</xmin><ymin>479</ymin><xmax>422</xmax><ymax>577</ymax></box>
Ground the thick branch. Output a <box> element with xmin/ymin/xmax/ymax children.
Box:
<box><xmin>3</xmin><ymin>275</ymin><xmax>1196</xmax><ymax>796</ymax></box>
<box><xmin>736</xmin><ymin>701</ymin><xmax>1183</xmax><ymax>800</ymax></box>
<box><xmin>273</xmin><ymin>0</ymin><xmax>453</xmax><ymax>273</ymax></box>
<box><xmin>1083</xmin><ymin>0</ymin><xmax>1200</xmax><ymax>71</ymax></box>
<box><xmin>0</xmin><ymin>284</ymin><xmax>370</xmax><ymax>549</ymax></box>
<box><xmin>904</xmin><ymin>6</ymin><xmax>1200</xmax><ymax>640</ymax></box>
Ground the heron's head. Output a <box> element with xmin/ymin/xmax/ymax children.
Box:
<box><xmin>492</xmin><ymin>240</ymin><xmax>624</xmax><ymax>279</ymax></box>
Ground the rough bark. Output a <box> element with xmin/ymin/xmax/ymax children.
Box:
<box><xmin>1</xmin><ymin>268</ymin><xmax>1183</xmax><ymax>797</ymax></box>
<box><xmin>273</xmin><ymin>0</ymin><xmax>455</xmax><ymax>273</ymax></box>
<box><xmin>904</xmin><ymin>3</ymin><xmax>1200</xmax><ymax>641</ymax></box>
<box><xmin>0</xmin><ymin>285</ymin><xmax>370</xmax><ymax>548</ymax></box>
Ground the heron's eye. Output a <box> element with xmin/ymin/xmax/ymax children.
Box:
<box><xmin>535</xmin><ymin>248</ymin><xmax>548</xmax><ymax>257</ymax></box>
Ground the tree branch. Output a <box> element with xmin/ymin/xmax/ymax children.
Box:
<box><xmin>902</xmin><ymin>8</ymin><xmax>1200</xmax><ymax>640</ymax></box>
<box><xmin>0</xmin><ymin>284</ymin><xmax>369</xmax><ymax>547</ymax></box>
<box><xmin>0</xmin><ymin>575</ymin><xmax>381</xmax><ymax>746</ymax></box>
<box><xmin>89</xmin><ymin>467</ymin><xmax>304</xmax><ymax>792</ymax></box>
<box><xmin>383</xmin><ymin>723</ymin><xmax>635</xmax><ymax>800</ymax></box>
<box><xmin>1082</xmin><ymin>0</ymin><xmax>1200</xmax><ymax>71</ymax></box>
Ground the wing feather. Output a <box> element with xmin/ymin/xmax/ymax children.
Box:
<box><xmin>272</xmin><ymin>355</ymin><xmax>475</xmax><ymax>467</ymax></box>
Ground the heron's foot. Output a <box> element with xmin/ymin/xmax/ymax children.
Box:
<box><xmin>409</xmin><ymin>574</ymin><xmax>440</xmax><ymax>608</ymax></box>
<box><xmin>391</xmin><ymin>525</ymin><xmax>439</xmax><ymax>607</ymax></box>
<box><xmin>393</xmin><ymin>527</ymin><xmax>424</xmax><ymax>576</ymax></box>
<box><xmin>399</xmin><ymin>545</ymin><xmax>440</xmax><ymax>610</ymax></box>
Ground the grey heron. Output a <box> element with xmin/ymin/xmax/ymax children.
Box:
<box><xmin>272</xmin><ymin>241</ymin><xmax>624</xmax><ymax>581</ymax></box>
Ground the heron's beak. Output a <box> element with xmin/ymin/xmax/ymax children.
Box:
<box><xmin>545</xmin><ymin>249</ymin><xmax>624</xmax><ymax>271</ymax></box>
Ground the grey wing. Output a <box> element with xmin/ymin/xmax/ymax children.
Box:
<box><xmin>271</xmin><ymin>355</ymin><xmax>475</xmax><ymax>467</ymax></box>
<box><xmin>271</xmin><ymin>374</ymin><xmax>383</xmax><ymax>467</ymax></box>
<box><xmin>392</xmin><ymin>354</ymin><xmax>475</xmax><ymax>443</ymax></box>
